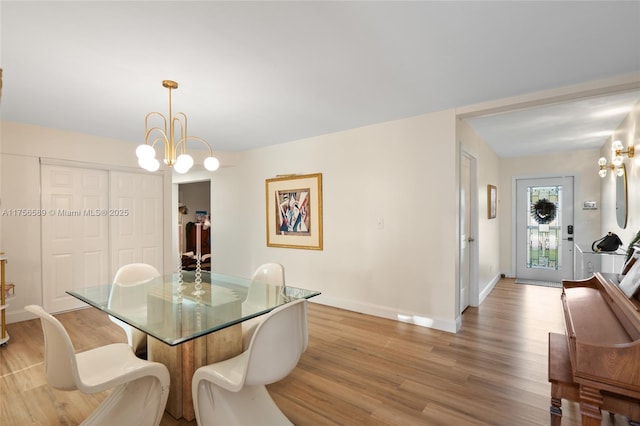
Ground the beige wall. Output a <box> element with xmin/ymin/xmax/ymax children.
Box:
<box><xmin>600</xmin><ymin>101</ymin><xmax>640</xmax><ymax>247</ymax></box>
<box><xmin>0</xmin><ymin>153</ymin><xmax>41</xmax><ymax>319</ymax></box>
<box><xmin>209</xmin><ymin>110</ymin><xmax>462</xmax><ymax>332</ymax></box>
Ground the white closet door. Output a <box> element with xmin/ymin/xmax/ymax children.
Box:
<box><xmin>110</xmin><ymin>171</ymin><xmax>163</xmax><ymax>276</ymax></box>
<box><xmin>41</xmin><ymin>165</ymin><xmax>110</xmax><ymax>313</ymax></box>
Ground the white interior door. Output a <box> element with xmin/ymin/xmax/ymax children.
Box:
<box><xmin>41</xmin><ymin>165</ymin><xmax>110</xmax><ymax>312</ymax></box>
<box><xmin>460</xmin><ymin>154</ymin><xmax>471</xmax><ymax>313</ymax></box>
<box><xmin>515</xmin><ymin>176</ymin><xmax>574</xmax><ymax>283</ymax></box>
<box><xmin>110</xmin><ymin>171</ymin><xmax>163</xmax><ymax>276</ymax></box>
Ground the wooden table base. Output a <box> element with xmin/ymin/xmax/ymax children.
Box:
<box><xmin>148</xmin><ymin>323</ymin><xmax>242</xmax><ymax>421</ymax></box>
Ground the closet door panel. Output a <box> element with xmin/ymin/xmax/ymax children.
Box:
<box><xmin>110</xmin><ymin>171</ymin><xmax>163</xmax><ymax>276</ymax></box>
<box><xmin>41</xmin><ymin>165</ymin><xmax>109</xmax><ymax>313</ymax></box>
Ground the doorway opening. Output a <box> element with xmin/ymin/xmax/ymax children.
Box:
<box><xmin>177</xmin><ymin>180</ymin><xmax>211</xmax><ymax>271</ymax></box>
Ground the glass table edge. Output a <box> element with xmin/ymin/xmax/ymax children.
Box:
<box><xmin>65</xmin><ymin>287</ymin><xmax>321</xmax><ymax>346</ymax></box>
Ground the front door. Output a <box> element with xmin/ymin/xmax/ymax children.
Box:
<box><xmin>515</xmin><ymin>177</ymin><xmax>574</xmax><ymax>283</ymax></box>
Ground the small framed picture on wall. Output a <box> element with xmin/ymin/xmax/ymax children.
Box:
<box><xmin>488</xmin><ymin>184</ymin><xmax>497</xmax><ymax>219</ymax></box>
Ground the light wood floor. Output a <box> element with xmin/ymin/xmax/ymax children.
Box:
<box><xmin>0</xmin><ymin>279</ymin><xmax>632</xmax><ymax>425</ymax></box>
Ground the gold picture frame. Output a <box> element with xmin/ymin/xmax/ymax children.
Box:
<box><xmin>488</xmin><ymin>184</ymin><xmax>497</xmax><ymax>219</ymax></box>
<box><xmin>266</xmin><ymin>173</ymin><xmax>323</xmax><ymax>250</ymax></box>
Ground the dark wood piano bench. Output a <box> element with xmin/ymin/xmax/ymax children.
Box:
<box><xmin>548</xmin><ymin>332</ymin><xmax>640</xmax><ymax>425</ymax></box>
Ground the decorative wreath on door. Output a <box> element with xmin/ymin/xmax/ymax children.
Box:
<box><xmin>530</xmin><ymin>198</ymin><xmax>557</xmax><ymax>224</ymax></box>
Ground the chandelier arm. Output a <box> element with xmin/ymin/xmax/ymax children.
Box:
<box><xmin>145</xmin><ymin>112</ymin><xmax>168</xmax><ymax>135</ymax></box>
<box><xmin>145</xmin><ymin>126</ymin><xmax>169</xmax><ymax>141</ymax></box>
<box><xmin>173</xmin><ymin>113</ymin><xmax>188</xmax><ymax>156</ymax></box>
<box><xmin>149</xmin><ymin>135</ymin><xmax>167</xmax><ymax>150</ymax></box>
<box><xmin>187</xmin><ymin>136</ymin><xmax>215</xmax><ymax>157</ymax></box>
<box><xmin>145</xmin><ymin>127</ymin><xmax>173</xmax><ymax>165</ymax></box>
<box><xmin>172</xmin><ymin>115</ymin><xmax>214</xmax><ymax>157</ymax></box>
<box><xmin>174</xmin><ymin>136</ymin><xmax>214</xmax><ymax>158</ymax></box>
<box><xmin>145</xmin><ymin>127</ymin><xmax>170</xmax><ymax>150</ymax></box>
<box><xmin>145</xmin><ymin>110</ymin><xmax>171</xmax><ymax>165</ymax></box>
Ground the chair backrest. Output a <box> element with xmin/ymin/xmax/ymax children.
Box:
<box><xmin>113</xmin><ymin>263</ymin><xmax>161</xmax><ymax>285</ymax></box>
<box><xmin>244</xmin><ymin>298</ymin><xmax>308</xmax><ymax>386</ymax></box>
<box><xmin>109</xmin><ymin>263</ymin><xmax>160</xmax><ymax>314</ymax></box>
<box><xmin>245</xmin><ymin>263</ymin><xmax>285</xmax><ymax>308</ymax></box>
<box><xmin>24</xmin><ymin>305</ymin><xmax>81</xmax><ymax>391</ymax></box>
<box><xmin>251</xmin><ymin>262</ymin><xmax>285</xmax><ymax>285</ymax></box>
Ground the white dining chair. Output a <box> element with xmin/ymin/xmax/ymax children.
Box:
<box><xmin>192</xmin><ymin>298</ymin><xmax>308</xmax><ymax>426</ymax></box>
<box><xmin>241</xmin><ymin>262</ymin><xmax>286</xmax><ymax>349</ymax></box>
<box><xmin>24</xmin><ymin>304</ymin><xmax>170</xmax><ymax>426</ymax></box>
<box><xmin>109</xmin><ymin>263</ymin><xmax>160</xmax><ymax>357</ymax></box>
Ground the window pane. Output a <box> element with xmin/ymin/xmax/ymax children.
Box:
<box><xmin>526</xmin><ymin>185</ymin><xmax>562</xmax><ymax>271</ymax></box>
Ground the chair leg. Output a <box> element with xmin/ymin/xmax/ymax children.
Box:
<box><xmin>195</xmin><ymin>383</ymin><xmax>292</xmax><ymax>426</ymax></box>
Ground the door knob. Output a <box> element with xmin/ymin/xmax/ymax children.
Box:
<box><xmin>468</xmin><ymin>237</ymin><xmax>475</xmax><ymax>242</ymax></box>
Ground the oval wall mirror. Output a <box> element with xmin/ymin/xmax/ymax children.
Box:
<box><xmin>616</xmin><ymin>164</ymin><xmax>628</xmax><ymax>229</ymax></box>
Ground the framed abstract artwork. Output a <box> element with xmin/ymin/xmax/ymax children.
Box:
<box><xmin>265</xmin><ymin>173</ymin><xmax>323</xmax><ymax>250</ymax></box>
<box><xmin>488</xmin><ymin>184</ymin><xmax>497</xmax><ymax>219</ymax></box>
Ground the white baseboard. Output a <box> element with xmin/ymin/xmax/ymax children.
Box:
<box><xmin>479</xmin><ymin>273</ymin><xmax>501</xmax><ymax>304</ymax></box>
<box><xmin>311</xmin><ymin>294</ymin><xmax>458</xmax><ymax>333</ymax></box>
<box><xmin>6</xmin><ymin>309</ymin><xmax>36</xmax><ymax>324</ymax></box>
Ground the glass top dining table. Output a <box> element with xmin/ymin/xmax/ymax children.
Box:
<box><xmin>67</xmin><ymin>270</ymin><xmax>320</xmax><ymax>346</ymax></box>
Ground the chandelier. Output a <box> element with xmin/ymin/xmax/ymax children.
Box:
<box><xmin>136</xmin><ymin>80</ymin><xmax>220</xmax><ymax>173</ymax></box>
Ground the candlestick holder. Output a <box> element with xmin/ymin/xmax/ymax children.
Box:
<box><xmin>195</xmin><ymin>296</ymin><xmax>202</xmax><ymax>329</ymax></box>
<box><xmin>191</xmin><ymin>253</ymin><xmax>205</xmax><ymax>296</ymax></box>
<box><xmin>176</xmin><ymin>251</ymin><xmax>186</xmax><ymax>297</ymax></box>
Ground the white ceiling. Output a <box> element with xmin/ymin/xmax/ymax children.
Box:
<box><xmin>464</xmin><ymin>90</ymin><xmax>640</xmax><ymax>157</ymax></box>
<box><xmin>1</xmin><ymin>1</ymin><xmax>639</xmax><ymax>156</ymax></box>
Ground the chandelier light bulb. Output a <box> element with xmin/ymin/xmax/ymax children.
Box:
<box><xmin>598</xmin><ymin>168</ymin><xmax>608</xmax><ymax>178</ymax></box>
<box><xmin>611</xmin><ymin>140</ymin><xmax>624</xmax><ymax>152</ymax></box>
<box><xmin>136</xmin><ymin>144</ymin><xmax>155</xmax><ymax>160</ymax></box>
<box><xmin>173</xmin><ymin>154</ymin><xmax>193</xmax><ymax>174</ymax></box>
<box><xmin>616</xmin><ymin>167</ymin><xmax>625</xmax><ymax>177</ymax></box>
<box><xmin>147</xmin><ymin>158</ymin><xmax>160</xmax><ymax>172</ymax></box>
<box><xmin>598</xmin><ymin>157</ymin><xmax>607</xmax><ymax>166</ymax></box>
<box><xmin>204</xmin><ymin>156</ymin><xmax>220</xmax><ymax>171</ymax></box>
<box><xmin>176</xmin><ymin>154</ymin><xmax>194</xmax><ymax>170</ymax></box>
<box><xmin>139</xmin><ymin>157</ymin><xmax>160</xmax><ymax>172</ymax></box>
<box><xmin>173</xmin><ymin>162</ymin><xmax>189</xmax><ymax>174</ymax></box>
